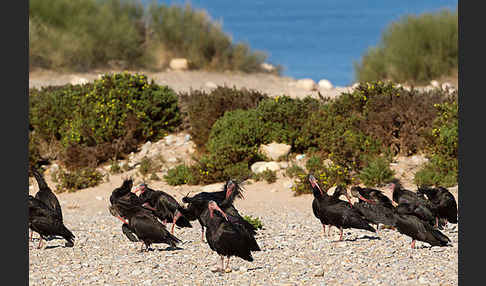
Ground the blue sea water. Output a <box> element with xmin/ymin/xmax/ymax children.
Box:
<box><xmin>149</xmin><ymin>0</ymin><xmax>457</xmax><ymax>86</ymax></box>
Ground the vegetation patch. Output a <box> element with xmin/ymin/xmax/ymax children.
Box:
<box><xmin>354</xmin><ymin>9</ymin><xmax>458</xmax><ymax>84</ymax></box>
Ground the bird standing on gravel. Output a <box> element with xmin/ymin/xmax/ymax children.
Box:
<box><xmin>28</xmin><ymin>195</ymin><xmax>75</xmax><ymax>249</ymax></box>
<box><xmin>181</xmin><ymin>179</ymin><xmax>247</xmax><ymax>242</ymax></box>
<box><xmin>307</xmin><ymin>174</ymin><xmax>376</xmax><ymax>241</ymax></box>
<box><xmin>348</xmin><ymin>186</ymin><xmax>397</xmax><ymax>230</ymax></box>
<box><xmin>30</xmin><ymin>167</ymin><xmax>64</xmax><ymax>242</ymax></box>
<box><xmin>201</xmin><ymin>200</ymin><xmax>260</xmax><ymax>272</ymax></box>
<box><xmin>134</xmin><ymin>183</ymin><xmax>192</xmax><ymax>235</ymax></box>
<box><xmin>109</xmin><ymin>178</ymin><xmax>181</xmax><ymax>251</ymax></box>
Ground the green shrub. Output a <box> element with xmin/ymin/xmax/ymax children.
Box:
<box><xmin>179</xmin><ymin>86</ymin><xmax>268</xmax><ymax>150</ymax></box>
<box><xmin>109</xmin><ymin>159</ymin><xmax>122</xmax><ymax>174</ymax></box>
<box><xmin>285</xmin><ymin>163</ymin><xmax>306</xmax><ymax>178</ymax></box>
<box><xmin>138</xmin><ymin>157</ymin><xmax>159</xmax><ymax>177</ymax></box>
<box><xmin>147</xmin><ymin>3</ymin><xmax>268</xmax><ymax>72</ymax></box>
<box><xmin>354</xmin><ymin>9</ymin><xmax>458</xmax><ymax>84</ymax></box>
<box><xmin>358</xmin><ymin>156</ymin><xmax>395</xmax><ymax>187</ymax></box>
<box><xmin>257</xmin><ymin>96</ymin><xmax>321</xmax><ymax>152</ymax></box>
<box><xmin>243</xmin><ymin>215</ymin><xmax>263</xmax><ymax>230</ymax></box>
<box><xmin>164</xmin><ymin>164</ymin><xmax>194</xmax><ymax>185</ymax></box>
<box><xmin>29</xmin><ymin>72</ymin><xmax>182</xmax><ymax>169</ymax></box>
<box><xmin>414</xmin><ymin>100</ymin><xmax>458</xmax><ymax>187</ymax></box>
<box><xmin>252</xmin><ymin>169</ymin><xmax>277</xmax><ymax>184</ymax></box>
<box><xmin>55</xmin><ymin>167</ymin><xmax>104</xmax><ymax>193</ymax></box>
<box><xmin>292</xmin><ymin>159</ymin><xmax>354</xmax><ymax>196</ymax></box>
<box><xmin>29</xmin><ymin>0</ymin><xmax>148</xmax><ymax>70</ymax></box>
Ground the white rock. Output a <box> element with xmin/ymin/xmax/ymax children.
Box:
<box><xmin>278</xmin><ymin>161</ymin><xmax>289</xmax><ymax>169</ymax></box>
<box><xmin>205</xmin><ymin>81</ymin><xmax>218</xmax><ymax>89</ymax></box>
<box><xmin>296</xmin><ymin>78</ymin><xmax>317</xmax><ymax>91</ymax></box>
<box><xmin>251</xmin><ymin>161</ymin><xmax>281</xmax><ymax>174</ymax></box>
<box><xmin>169</xmin><ymin>58</ymin><xmax>188</xmax><ymax>70</ymax></box>
<box><xmin>318</xmin><ymin>79</ymin><xmax>333</xmax><ymax>90</ymax></box>
<box><xmin>184</xmin><ymin>134</ymin><xmax>191</xmax><ymax>142</ymax></box>
<box><xmin>261</xmin><ymin>62</ymin><xmax>275</xmax><ymax>72</ymax></box>
<box><xmin>70</xmin><ymin>76</ymin><xmax>89</xmax><ymax>85</ymax></box>
<box><xmin>259</xmin><ymin>142</ymin><xmax>291</xmax><ymax>161</ymax></box>
<box><xmin>167</xmin><ymin>157</ymin><xmax>178</xmax><ymax>163</ymax></box>
<box><xmin>295</xmin><ymin>154</ymin><xmax>305</xmax><ymax>160</ymax></box>
<box><xmin>430</xmin><ymin>80</ymin><xmax>440</xmax><ymax>88</ymax></box>
<box><xmin>164</xmin><ymin>135</ymin><xmax>176</xmax><ymax>146</ymax></box>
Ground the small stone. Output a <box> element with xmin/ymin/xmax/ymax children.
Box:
<box><xmin>169</xmin><ymin>58</ymin><xmax>188</xmax><ymax>70</ymax></box>
<box><xmin>205</xmin><ymin>81</ymin><xmax>218</xmax><ymax>89</ymax></box>
<box><xmin>296</xmin><ymin>78</ymin><xmax>317</xmax><ymax>91</ymax></box>
<box><xmin>314</xmin><ymin>268</ymin><xmax>325</xmax><ymax>277</ymax></box>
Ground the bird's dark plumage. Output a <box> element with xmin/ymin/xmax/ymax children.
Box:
<box><xmin>108</xmin><ymin>179</ymin><xmax>181</xmax><ymax>249</ymax></box>
<box><xmin>417</xmin><ymin>186</ymin><xmax>458</xmax><ymax>224</ymax></box>
<box><xmin>307</xmin><ymin>175</ymin><xmax>375</xmax><ymax>240</ymax></box>
<box><xmin>28</xmin><ymin>195</ymin><xmax>75</xmax><ymax>248</ymax></box>
<box><xmin>137</xmin><ymin>185</ymin><xmax>192</xmax><ymax>229</ymax></box>
<box><xmin>202</xmin><ymin>201</ymin><xmax>260</xmax><ymax>270</ymax></box>
<box><xmin>181</xmin><ymin>179</ymin><xmax>250</xmax><ymax>241</ymax></box>
<box><xmin>32</xmin><ymin>168</ymin><xmax>63</xmax><ymax>221</ymax></box>
<box><xmin>394</xmin><ymin>213</ymin><xmax>450</xmax><ymax>248</ymax></box>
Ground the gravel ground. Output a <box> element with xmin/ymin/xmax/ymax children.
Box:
<box><xmin>29</xmin><ymin>176</ymin><xmax>458</xmax><ymax>286</ymax></box>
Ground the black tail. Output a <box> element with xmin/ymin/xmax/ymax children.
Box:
<box><xmin>32</xmin><ymin>168</ymin><xmax>49</xmax><ymax>190</ymax></box>
<box><xmin>175</xmin><ymin>215</ymin><xmax>193</xmax><ymax>228</ymax></box>
<box><xmin>60</xmin><ymin>225</ymin><xmax>75</xmax><ymax>246</ymax></box>
<box><xmin>431</xmin><ymin>228</ymin><xmax>451</xmax><ymax>245</ymax></box>
<box><xmin>166</xmin><ymin>231</ymin><xmax>182</xmax><ymax>247</ymax></box>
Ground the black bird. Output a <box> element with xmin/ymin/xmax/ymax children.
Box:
<box><xmin>135</xmin><ymin>183</ymin><xmax>192</xmax><ymax>235</ymax></box>
<box><xmin>389</xmin><ymin>179</ymin><xmax>438</xmax><ymax>227</ymax></box>
<box><xmin>28</xmin><ymin>195</ymin><xmax>75</xmax><ymax>249</ymax></box>
<box><xmin>350</xmin><ymin>186</ymin><xmax>394</xmax><ymax>209</ymax></box>
<box><xmin>109</xmin><ymin>178</ymin><xmax>158</xmax><ymax>243</ymax></box>
<box><xmin>108</xmin><ymin>179</ymin><xmax>181</xmax><ymax>251</ymax></box>
<box><xmin>307</xmin><ymin>175</ymin><xmax>376</xmax><ymax>241</ymax></box>
<box><xmin>348</xmin><ymin>186</ymin><xmax>396</xmax><ymax>230</ymax></box>
<box><xmin>417</xmin><ymin>186</ymin><xmax>458</xmax><ymax>226</ymax></box>
<box><xmin>181</xmin><ymin>179</ymin><xmax>246</xmax><ymax>241</ymax></box>
<box><xmin>388</xmin><ymin>179</ymin><xmax>420</xmax><ymax>205</ymax></box>
<box><xmin>30</xmin><ymin>167</ymin><xmax>63</xmax><ymax>241</ymax></box>
<box><xmin>201</xmin><ymin>200</ymin><xmax>260</xmax><ymax>272</ymax></box>
<box><xmin>393</xmin><ymin>212</ymin><xmax>450</xmax><ymax>249</ymax></box>
<box><xmin>308</xmin><ymin>174</ymin><xmax>331</xmax><ymax>237</ymax></box>
<box><xmin>125</xmin><ymin>208</ymin><xmax>181</xmax><ymax>251</ymax></box>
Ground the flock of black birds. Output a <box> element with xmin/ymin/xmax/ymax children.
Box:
<box><xmin>308</xmin><ymin>174</ymin><xmax>457</xmax><ymax>249</ymax></box>
<box><xmin>28</xmin><ymin>167</ymin><xmax>458</xmax><ymax>272</ymax></box>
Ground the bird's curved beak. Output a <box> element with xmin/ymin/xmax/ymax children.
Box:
<box><xmin>225</xmin><ymin>182</ymin><xmax>235</xmax><ymax>200</ymax></box>
<box><xmin>359</xmin><ymin>194</ymin><xmax>375</xmax><ymax>204</ymax></box>
<box><xmin>209</xmin><ymin>202</ymin><xmax>228</xmax><ymax>221</ymax></box>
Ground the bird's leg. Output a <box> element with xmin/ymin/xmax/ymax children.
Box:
<box><xmin>29</xmin><ymin>229</ymin><xmax>33</xmax><ymax>242</ymax></box>
<box><xmin>411</xmin><ymin>239</ymin><xmax>416</xmax><ymax>249</ymax></box>
<box><xmin>37</xmin><ymin>238</ymin><xmax>43</xmax><ymax>249</ymax></box>
<box><xmin>328</xmin><ymin>225</ymin><xmax>332</xmax><ymax>236</ymax></box>
<box><xmin>220</xmin><ymin>255</ymin><xmax>225</xmax><ymax>272</ymax></box>
<box><xmin>171</xmin><ymin>210</ymin><xmax>182</xmax><ymax>235</ymax></box>
<box><xmin>322</xmin><ymin>224</ymin><xmax>326</xmax><ymax>237</ymax></box>
<box><xmin>435</xmin><ymin>217</ymin><xmax>439</xmax><ymax>228</ymax></box>
<box><xmin>201</xmin><ymin>226</ymin><xmax>205</xmax><ymax>242</ymax></box>
<box><xmin>226</xmin><ymin>257</ymin><xmax>231</xmax><ymax>272</ymax></box>
<box><xmin>339</xmin><ymin>227</ymin><xmax>343</xmax><ymax>241</ymax></box>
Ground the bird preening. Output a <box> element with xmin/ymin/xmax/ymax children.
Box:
<box><xmin>29</xmin><ymin>167</ymin><xmax>75</xmax><ymax>249</ymax></box>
